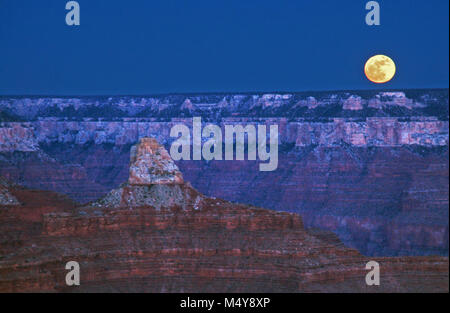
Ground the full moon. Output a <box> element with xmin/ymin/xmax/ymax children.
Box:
<box><xmin>364</xmin><ymin>55</ymin><xmax>396</xmax><ymax>83</ymax></box>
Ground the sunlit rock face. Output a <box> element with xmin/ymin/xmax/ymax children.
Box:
<box><xmin>128</xmin><ymin>137</ymin><xmax>183</xmax><ymax>186</ymax></box>
<box><xmin>0</xmin><ymin>89</ymin><xmax>448</xmax><ymax>256</ymax></box>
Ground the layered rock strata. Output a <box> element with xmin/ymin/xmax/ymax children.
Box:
<box><xmin>0</xmin><ymin>90</ymin><xmax>448</xmax><ymax>257</ymax></box>
<box><xmin>0</xmin><ymin>138</ymin><xmax>448</xmax><ymax>292</ymax></box>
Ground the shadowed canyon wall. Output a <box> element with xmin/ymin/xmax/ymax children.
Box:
<box><xmin>0</xmin><ymin>90</ymin><xmax>448</xmax><ymax>256</ymax></box>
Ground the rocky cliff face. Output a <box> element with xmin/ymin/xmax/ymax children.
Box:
<box><xmin>0</xmin><ymin>138</ymin><xmax>448</xmax><ymax>292</ymax></box>
<box><xmin>0</xmin><ymin>90</ymin><xmax>448</xmax><ymax>256</ymax></box>
<box><xmin>128</xmin><ymin>138</ymin><xmax>184</xmax><ymax>186</ymax></box>
<box><xmin>90</xmin><ymin>138</ymin><xmax>195</xmax><ymax>210</ymax></box>
<box><xmin>0</xmin><ymin>177</ymin><xmax>19</xmax><ymax>206</ymax></box>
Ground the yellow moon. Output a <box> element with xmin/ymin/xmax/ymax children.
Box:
<box><xmin>364</xmin><ymin>55</ymin><xmax>396</xmax><ymax>83</ymax></box>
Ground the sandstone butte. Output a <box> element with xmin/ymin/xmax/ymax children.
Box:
<box><xmin>0</xmin><ymin>137</ymin><xmax>448</xmax><ymax>292</ymax></box>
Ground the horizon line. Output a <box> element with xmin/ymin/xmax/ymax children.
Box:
<box><xmin>0</xmin><ymin>87</ymin><xmax>448</xmax><ymax>98</ymax></box>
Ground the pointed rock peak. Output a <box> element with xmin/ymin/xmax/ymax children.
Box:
<box><xmin>128</xmin><ymin>137</ymin><xmax>183</xmax><ymax>185</ymax></box>
<box><xmin>90</xmin><ymin>138</ymin><xmax>202</xmax><ymax>209</ymax></box>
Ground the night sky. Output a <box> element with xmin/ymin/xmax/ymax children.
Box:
<box><xmin>0</xmin><ymin>0</ymin><xmax>448</xmax><ymax>95</ymax></box>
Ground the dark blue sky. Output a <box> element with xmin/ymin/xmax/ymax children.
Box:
<box><xmin>0</xmin><ymin>0</ymin><xmax>448</xmax><ymax>95</ymax></box>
